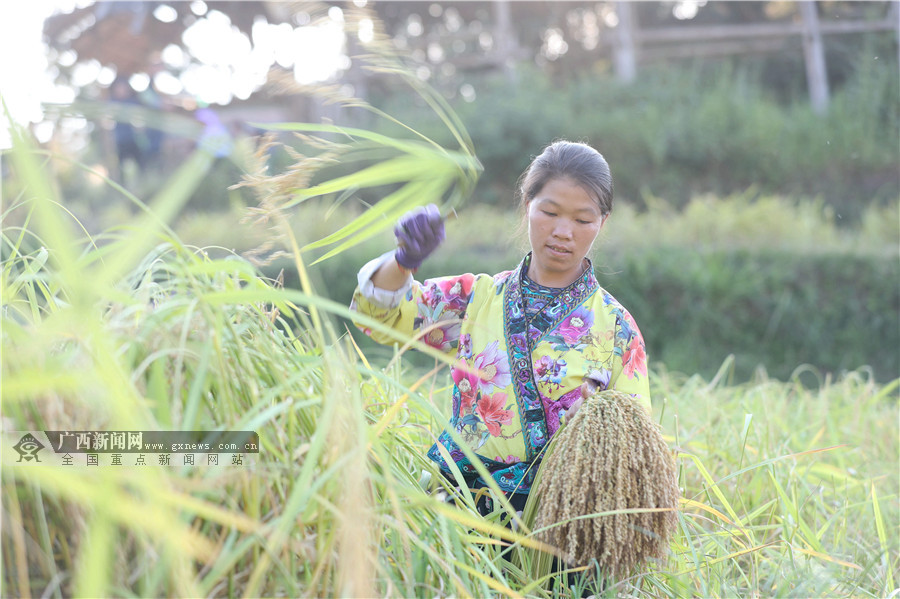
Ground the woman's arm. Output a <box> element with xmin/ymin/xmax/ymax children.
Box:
<box><xmin>371</xmin><ymin>255</ymin><xmax>410</xmax><ymax>291</ymax></box>
<box><xmin>351</xmin><ymin>203</ymin><xmax>460</xmax><ymax>347</ymax></box>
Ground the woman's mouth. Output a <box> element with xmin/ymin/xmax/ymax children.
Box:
<box><xmin>547</xmin><ymin>244</ymin><xmax>571</xmax><ymax>256</ymax></box>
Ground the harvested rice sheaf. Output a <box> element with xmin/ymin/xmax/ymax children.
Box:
<box><xmin>532</xmin><ymin>389</ymin><xmax>679</xmax><ymax>577</ymax></box>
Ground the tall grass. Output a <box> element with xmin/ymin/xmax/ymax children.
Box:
<box><xmin>1</xmin><ymin>99</ymin><xmax>513</xmax><ymax>596</ymax></box>
<box><xmin>3</xmin><ymin>126</ymin><xmax>899</xmax><ymax>597</ymax></box>
<box><xmin>3</xmin><ymin>8</ymin><xmax>898</xmax><ymax>597</ymax></box>
<box><xmin>652</xmin><ymin>361</ymin><xmax>898</xmax><ymax>597</ymax></box>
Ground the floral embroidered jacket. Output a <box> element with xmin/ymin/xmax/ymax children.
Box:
<box><xmin>351</xmin><ymin>252</ymin><xmax>650</xmax><ymax>496</ymax></box>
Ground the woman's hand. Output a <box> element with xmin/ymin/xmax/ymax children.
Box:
<box><xmin>394</xmin><ymin>204</ymin><xmax>445</xmax><ymax>271</ymax></box>
<box><xmin>563</xmin><ymin>395</ymin><xmax>585</xmax><ymax>422</ymax></box>
<box><xmin>564</xmin><ymin>376</ymin><xmax>601</xmax><ymax>421</ymax></box>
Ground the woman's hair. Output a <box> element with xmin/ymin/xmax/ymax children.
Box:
<box><xmin>517</xmin><ymin>140</ymin><xmax>614</xmax><ymax>216</ymax></box>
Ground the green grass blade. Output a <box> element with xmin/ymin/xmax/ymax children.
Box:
<box><xmin>871</xmin><ymin>482</ymin><xmax>895</xmax><ymax>590</ymax></box>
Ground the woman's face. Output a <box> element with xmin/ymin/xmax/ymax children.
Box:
<box><xmin>526</xmin><ymin>177</ymin><xmax>607</xmax><ymax>287</ymax></box>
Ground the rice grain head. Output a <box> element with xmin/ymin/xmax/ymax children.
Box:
<box><xmin>532</xmin><ymin>390</ymin><xmax>679</xmax><ymax>578</ymax></box>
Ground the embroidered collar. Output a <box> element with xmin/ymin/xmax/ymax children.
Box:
<box><xmin>521</xmin><ymin>274</ymin><xmax>559</xmax><ymax>317</ymax></box>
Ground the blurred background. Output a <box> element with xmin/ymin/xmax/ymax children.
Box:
<box><xmin>3</xmin><ymin>0</ymin><xmax>899</xmax><ymax>383</ymax></box>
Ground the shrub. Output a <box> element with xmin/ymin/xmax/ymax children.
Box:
<box><xmin>608</xmin><ymin>248</ymin><xmax>900</xmax><ymax>383</ymax></box>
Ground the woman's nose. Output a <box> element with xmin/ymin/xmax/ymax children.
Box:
<box><xmin>552</xmin><ymin>221</ymin><xmax>573</xmax><ymax>239</ymax></box>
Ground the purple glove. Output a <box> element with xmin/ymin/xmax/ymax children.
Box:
<box><xmin>394</xmin><ymin>204</ymin><xmax>445</xmax><ymax>270</ymax></box>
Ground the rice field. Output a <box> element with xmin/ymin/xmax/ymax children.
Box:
<box><xmin>3</xmin><ymin>114</ymin><xmax>898</xmax><ymax>598</ymax></box>
<box><xmin>3</xmin><ymin>34</ymin><xmax>899</xmax><ymax>593</ymax></box>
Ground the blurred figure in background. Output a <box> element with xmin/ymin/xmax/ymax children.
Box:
<box><xmin>195</xmin><ymin>104</ymin><xmax>233</xmax><ymax>159</ymax></box>
<box><xmin>110</xmin><ymin>77</ymin><xmax>144</xmax><ymax>185</ymax></box>
<box><xmin>137</xmin><ymin>63</ymin><xmax>167</xmax><ymax>171</ymax></box>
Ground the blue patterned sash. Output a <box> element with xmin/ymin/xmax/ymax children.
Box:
<box><xmin>503</xmin><ymin>254</ymin><xmax>599</xmax><ymax>460</ymax></box>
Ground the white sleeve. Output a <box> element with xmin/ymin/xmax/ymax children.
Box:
<box><xmin>356</xmin><ymin>250</ymin><xmax>414</xmax><ymax>309</ymax></box>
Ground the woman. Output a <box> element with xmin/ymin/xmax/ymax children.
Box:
<box><xmin>350</xmin><ymin>140</ymin><xmax>650</xmax><ymax>513</ymax></box>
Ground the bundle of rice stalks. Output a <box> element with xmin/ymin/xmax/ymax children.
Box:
<box><xmin>529</xmin><ymin>389</ymin><xmax>679</xmax><ymax>579</ymax></box>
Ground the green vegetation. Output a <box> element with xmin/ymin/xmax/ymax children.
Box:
<box><xmin>373</xmin><ymin>52</ymin><xmax>899</xmax><ymax>216</ymax></box>
<box><xmin>43</xmin><ymin>46</ymin><xmax>899</xmax><ymax>382</ymax></box>
<box><xmin>48</xmin><ymin>44</ymin><xmax>898</xmax><ymax>225</ymax></box>
<box><xmin>197</xmin><ymin>193</ymin><xmax>897</xmax><ymax>384</ymax></box>
<box><xmin>3</xmin><ymin>101</ymin><xmax>898</xmax><ymax>598</ymax></box>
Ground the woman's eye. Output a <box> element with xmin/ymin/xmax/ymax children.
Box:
<box><xmin>542</xmin><ymin>211</ymin><xmax>556</xmax><ymax>217</ymax></box>
<box><xmin>577</xmin><ymin>220</ymin><xmax>592</xmax><ymax>225</ymax></box>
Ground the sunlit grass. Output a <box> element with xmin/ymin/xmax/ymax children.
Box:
<box><xmin>650</xmin><ymin>362</ymin><xmax>899</xmax><ymax>597</ymax></box>
<box><xmin>4</xmin><ymin>126</ymin><xmax>897</xmax><ymax>597</ymax></box>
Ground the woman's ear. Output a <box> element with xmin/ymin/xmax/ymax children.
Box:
<box><xmin>600</xmin><ymin>213</ymin><xmax>610</xmax><ymax>228</ymax></box>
